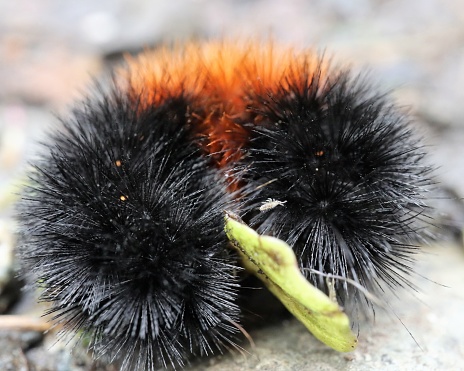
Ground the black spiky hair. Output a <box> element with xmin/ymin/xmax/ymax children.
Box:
<box><xmin>18</xmin><ymin>85</ymin><xmax>241</xmax><ymax>370</ymax></box>
<box><xmin>238</xmin><ymin>69</ymin><xmax>432</xmax><ymax>308</ymax></box>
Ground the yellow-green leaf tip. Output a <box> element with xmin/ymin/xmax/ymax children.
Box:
<box><xmin>225</xmin><ymin>212</ymin><xmax>358</xmax><ymax>352</ymax></box>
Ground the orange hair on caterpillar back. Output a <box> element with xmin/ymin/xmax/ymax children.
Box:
<box><xmin>124</xmin><ymin>41</ymin><xmax>327</xmax><ymax>173</ymax></box>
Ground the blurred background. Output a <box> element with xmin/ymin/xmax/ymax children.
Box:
<box><xmin>1</xmin><ymin>1</ymin><xmax>463</xmax><ymax>370</ymax></box>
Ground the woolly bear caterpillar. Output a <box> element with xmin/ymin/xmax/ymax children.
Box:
<box><xmin>17</xmin><ymin>41</ymin><xmax>433</xmax><ymax>370</ymax></box>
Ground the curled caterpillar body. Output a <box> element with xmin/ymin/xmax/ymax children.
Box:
<box><xmin>18</xmin><ymin>41</ymin><xmax>433</xmax><ymax>369</ymax></box>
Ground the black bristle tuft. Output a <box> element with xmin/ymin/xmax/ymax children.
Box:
<box><xmin>238</xmin><ymin>68</ymin><xmax>433</xmax><ymax>308</ymax></box>
<box><xmin>18</xmin><ymin>86</ymin><xmax>241</xmax><ymax>370</ymax></box>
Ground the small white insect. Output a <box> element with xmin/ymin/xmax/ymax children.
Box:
<box><xmin>259</xmin><ymin>198</ymin><xmax>287</xmax><ymax>212</ymax></box>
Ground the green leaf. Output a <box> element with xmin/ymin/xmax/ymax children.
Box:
<box><xmin>225</xmin><ymin>212</ymin><xmax>357</xmax><ymax>352</ymax></box>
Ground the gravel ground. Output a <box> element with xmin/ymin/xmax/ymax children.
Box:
<box><xmin>1</xmin><ymin>1</ymin><xmax>464</xmax><ymax>370</ymax></box>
